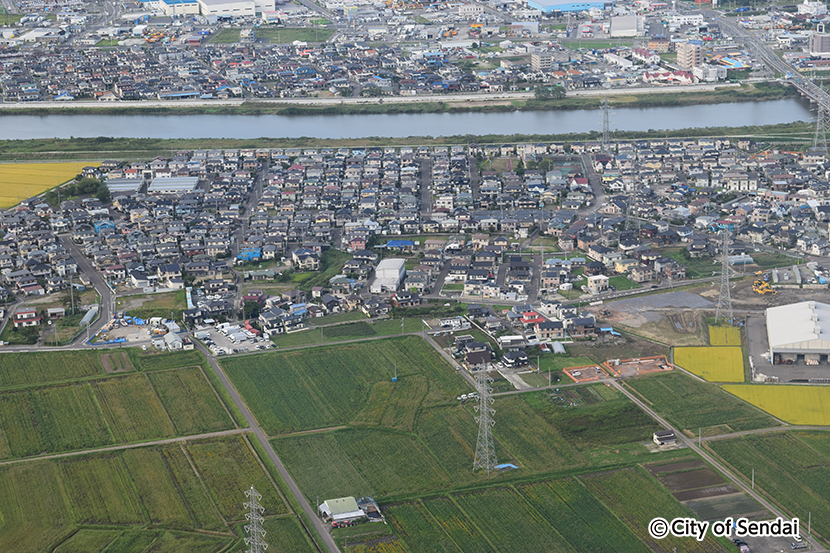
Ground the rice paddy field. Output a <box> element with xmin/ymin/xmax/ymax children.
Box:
<box><xmin>708</xmin><ymin>325</ymin><xmax>742</xmax><ymax>346</ymax></box>
<box><xmin>709</xmin><ymin>431</ymin><xmax>830</xmax><ymax>546</ymax></box>
<box><xmin>0</xmin><ymin>436</ymin><xmax>317</xmax><ymax>553</ymax></box>
<box><xmin>722</xmin><ymin>385</ymin><xmax>830</xmax><ymax>425</ymax></box>
<box><xmin>0</xmin><ymin>162</ymin><xmax>95</xmax><ymax>208</ymax></box>
<box><xmin>674</xmin><ymin>346</ymin><xmax>745</xmax><ymax>382</ymax></box>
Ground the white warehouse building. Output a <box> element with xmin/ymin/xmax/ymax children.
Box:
<box><xmin>767</xmin><ymin>301</ymin><xmax>830</xmax><ymax>364</ymax></box>
<box><xmin>370</xmin><ymin>258</ymin><xmax>405</xmax><ymax>294</ymax></box>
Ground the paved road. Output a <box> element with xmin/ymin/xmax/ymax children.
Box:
<box><xmin>194</xmin><ymin>341</ymin><xmax>340</xmax><ymax>553</ymax></box>
<box><xmin>61</xmin><ymin>236</ymin><xmax>113</xmax><ymax>345</ymax></box>
<box><xmin>0</xmin><ymin>427</ymin><xmax>250</xmax><ymax>467</ymax></box>
<box><xmin>612</xmin><ymin>379</ymin><xmax>827</xmax><ymax>552</ymax></box>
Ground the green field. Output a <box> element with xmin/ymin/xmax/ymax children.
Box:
<box><xmin>674</xmin><ymin>346</ymin><xmax>745</xmax><ymax>382</ymax></box>
<box><xmin>625</xmin><ymin>372</ymin><xmax>776</xmax><ymax>434</ymax></box>
<box><xmin>0</xmin><ymin>365</ymin><xmax>234</xmax><ymax>459</ymax></box>
<box><xmin>0</xmin><ymin>436</ymin><xmax>312</xmax><ymax>553</ymax></box>
<box><xmin>0</xmin><ymin>350</ymin><xmax>103</xmax><ymax>387</ymax></box>
<box><xmin>272</xmin><ymin>381</ymin><xmax>674</xmax><ymax>505</ymax></box>
<box><xmin>255</xmin><ymin>27</ymin><xmax>335</xmax><ymax>44</ymax></box>
<box><xmin>223</xmin><ymin>336</ymin><xmax>465</xmax><ymax>434</ymax></box>
<box><xmin>710</xmin><ymin>431</ymin><xmax>830</xmax><ymax>546</ymax></box>
<box><xmin>382</xmin><ymin>469</ymin><xmax>731</xmax><ymax>553</ymax></box>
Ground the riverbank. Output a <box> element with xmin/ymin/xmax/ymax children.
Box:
<box><xmin>0</xmin><ymin>82</ymin><xmax>796</xmax><ymax>117</ymax></box>
<box><xmin>0</xmin><ymin>119</ymin><xmax>815</xmax><ymax>161</ymax></box>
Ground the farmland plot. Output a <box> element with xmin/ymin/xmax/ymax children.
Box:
<box><xmin>122</xmin><ymin>448</ymin><xmax>194</xmax><ymax>528</ymax></box>
<box><xmin>0</xmin><ymin>461</ymin><xmax>72</xmax><ymax>553</ymax></box>
<box><xmin>0</xmin><ymin>162</ymin><xmax>95</xmax><ymax>208</ymax></box>
<box><xmin>722</xmin><ymin>385</ymin><xmax>830</xmax><ymax>425</ymax></box>
<box><xmin>0</xmin><ymin>383</ymin><xmax>113</xmax><ymax>458</ymax></box>
<box><xmin>454</xmin><ymin>487</ymin><xmax>574</xmax><ymax>553</ymax></box>
<box><xmin>674</xmin><ymin>346</ymin><xmax>744</xmax><ymax>382</ymax></box>
<box><xmin>273</xmin><ymin>427</ymin><xmax>450</xmax><ymax>500</ymax></box>
<box><xmin>186</xmin><ymin>436</ymin><xmax>287</xmax><ymax>521</ymax></box>
<box><xmin>223</xmin><ymin>336</ymin><xmax>463</xmax><ymax>434</ymax></box>
<box><xmin>626</xmin><ymin>372</ymin><xmax>775</xmax><ymax>433</ymax></box>
<box><xmin>53</xmin><ymin>529</ymin><xmax>121</xmax><ymax>553</ymax></box>
<box><xmin>517</xmin><ymin>478</ymin><xmax>649</xmax><ymax>553</ymax></box>
<box><xmin>0</xmin><ymin>350</ymin><xmax>103</xmax><ymax>388</ymax></box>
<box><xmin>148</xmin><ymin>367</ymin><xmax>234</xmax><ymax>434</ymax></box>
<box><xmin>60</xmin><ymin>454</ymin><xmax>145</xmax><ymax>525</ymax></box>
<box><xmin>386</xmin><ymin>501</ymin><xmax>462</xmax><ymax>553</ymax></box>
<box><xmin>708</xmin><ymin>326</ymin><xmax>741</xmax><ymax>346</ymax></box>
<box><xmin>492</xmin><ymin>396</ymin><xmax>583</xmax><ymax>471</ymax></box>
<box><xmin>129</xmin><ymin>530</ymin><xmax>231</xmax><ymax>553</ymax></box>
<box><xmin>421</xmin><ymin>497</ymin><xmax>492</xmax><ymax>553</ymax></box>
<box><xmin>416</xmin><ymin>406</ymin><xmax>481</xmax><ymax>485</ymax></box>
<box><xmin>580</xmin><ymin>467</ymin><xmax>729</xmax><ymax>553</ymax></box>
<box><xmin>709</xmin><ymin>432</ymin><xmax>830</xmax><ymax>543</ymax></box>
<box><xmin>92</xmin><ymin>374</ymin><xmax>174</xmax><ymax>442</ymax></box>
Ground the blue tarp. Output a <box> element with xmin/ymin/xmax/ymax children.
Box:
<box><xmin>495</xmin><ymin>463</ymin><xmax>518</xmax><ymax>470</ymax></box>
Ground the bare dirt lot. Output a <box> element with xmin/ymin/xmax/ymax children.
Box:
<box><xmin>645</xmin><ymin>459</ymin><xmax>705</xmax><ymax>474</ymax></box>
<box><xmin>563</xmin><ymin>365</ymin><xmax>609</xmax><ymax>383</ymax></box>
<box><xmin>604</xmin><ymin>356</ymin><xmax>672</xmax><ymax>377</ymax></box>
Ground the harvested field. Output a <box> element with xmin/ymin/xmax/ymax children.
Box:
<box><xmin>673</xmin><ymin>485</ymin><xmax>740</xmax><ymax>501</ymax></box>
<box><xmin>657</xmin><ymin>468</ymin><xmax>726</xmax><ymax>492</ymax></box>
<box><xmin>685</xmin><ymin>493</ymin><xmax>766</xmax><ymax>521</ymax></box>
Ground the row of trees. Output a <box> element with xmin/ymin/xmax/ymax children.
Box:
<box><xmin>45</xmin><ymin>176</ymin><xmax>110</xmax><ymax>206</ymax></box>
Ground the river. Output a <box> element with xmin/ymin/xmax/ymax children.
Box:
<box><xmin>0</xmin><ymin>98</ymin><xmax>813</xmax><ymax>140</ymax></box>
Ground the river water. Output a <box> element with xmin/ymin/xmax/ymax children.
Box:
<box><xmin>0</xmin><ymin>98</ymin><xmax>813</xmax><ymax>140</ymax></box>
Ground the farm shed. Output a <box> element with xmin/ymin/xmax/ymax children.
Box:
<box><xmin>318</xmin><ymin>497</ymin><xmax>365</xmax><ymax>523</ymax></box>
<box><xmin>767</xmin><ymin>301</ymin><xmax>830</xmax><ymax>364</ymax></box>
<box><xmin>653</xmin><ymin>430</ymin><xmax>677</xmax><ymax>445</ymax></box>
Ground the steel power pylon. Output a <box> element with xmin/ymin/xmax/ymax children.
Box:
<box><xmin>715</xmin><ymin>231</ymin><xmax>733</xmax><ymax>325</ymax></box>
<box><xmin>601</xmin><ymin>97</ymin><xmax>611</xmax><ymax>155</ymax></box>
<box><xmin>472</xmin><ymin>371</ymin><xmax>497</xmax><ymax>475</ymax></box>
<box><xmin>244</xmin><ymin>486</ymin><xmax>268</xmax><ymax>553</ymax></box>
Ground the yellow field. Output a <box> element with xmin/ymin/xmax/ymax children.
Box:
<box><xmin>674</xmin><ymin>346</ymin><xmax>744</xmax><ymax>382</ymax></box>
<box><xmin>723</xmin><ymin>385</ymin><xmax>830</xmax><ymax>425</ymax></box>
<box><xmin>708</xmin><ymin>325</ymin><xmax>742</xmax><ymax>346</ymax></box>
<box><xmin>0</xmin><ymin>162</ymin><xmax>97</xmax><ymax>208</ymax></box>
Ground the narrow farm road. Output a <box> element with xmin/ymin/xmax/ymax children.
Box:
<box><xmin>194</xmin><ymin>341</ymin><xmax>341</xmax><ymax>553</ymax></box>
<box><xmin>0</xmin><ymin>427</ymin><xmax>250</xmax><ymax>466</ymax></box>
<box><xmin>611</xmin><ymin>380</ymin><xmax>829</xmax><ymax>552</ymax></box>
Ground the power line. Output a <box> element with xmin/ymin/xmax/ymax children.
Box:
<box><xmin>472</xmin><ymin>370</ymin><xmax>497</xmax><ymax>475</ymax></box>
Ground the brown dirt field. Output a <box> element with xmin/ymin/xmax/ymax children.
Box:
<box><xmin>645</xmin><ymin>459</ymin><xmax>705</xmax><ymax>475</ymax></box>
<box><xmin>673</xmin><ymin>485</ymin><xmax>740</xmax><ymax>501</ymax></box>
<box><xmin>658</xmin><ymin>468</ymin><xmax>726</xmax><ymax>492</ymax></box>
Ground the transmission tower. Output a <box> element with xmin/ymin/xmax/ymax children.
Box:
<box><xmin>601</xmin><ymin>97</ymin><xmax>611</xmax><ymax>155</ymax></box>
<box><xmin>243</xmin><ymin>486</ymin><xmax>268</xmax><ymax>553</ymax></box>
<box><xmin>814</xmin><ymin>92</ymin><xmax>828</xmax><ymax>155</ymax></box>
<box><xmin>472</xmin><ymin>371</ymin><xmax>498</xmax><ymax>475</ymax></box>
<box><xmin>715</xmin><ymin>231</ymin><xmax>733</xmax><ymax>325</ymax></box>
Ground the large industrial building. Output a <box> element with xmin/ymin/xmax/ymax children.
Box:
<box><xmin>527</xmin><ymin>0</ymin><xmax>610</xmax><ymax>13</ymax></box>
<box><xmin>153</xmin><ymin>0</ymin><xmax>275</xmax><ymax>16</ymax></box>
<box><xmin>609</xmin><ymin>15</ymin><xmax>644</xmax><ymax>37</ymax></box>
<box><xmin>766</xmin><ymin>301</ymin><xmax>830</xmax><ymax>363</ymax></box>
